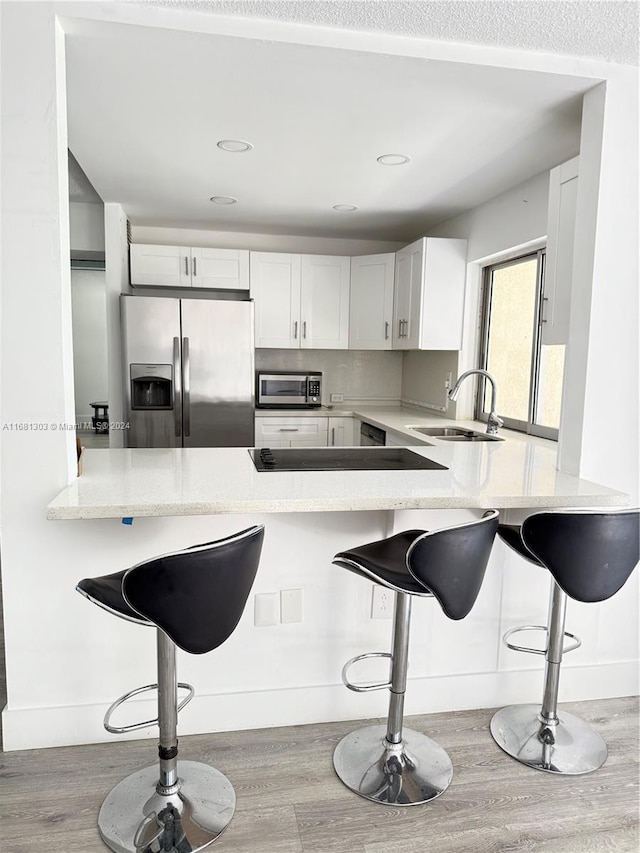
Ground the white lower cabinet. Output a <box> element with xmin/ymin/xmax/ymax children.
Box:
<box><xmin>328</xmin><ymin>416</ymin><xmax>356</xmax><ymax>446</ymax></box>
<box><xmin>255</xmin><ymin>416</ymin><xmax>328</xmax><ymax>448</ymax></box>
<box><xmin>385</xmin><ymin>429</ymin><xmax>414</xmax><ymax>447</ymax></box>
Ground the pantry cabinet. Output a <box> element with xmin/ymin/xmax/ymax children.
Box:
<box><xmin>392</xmin><ymin>237</ymin><xmax>467</xmax><ymax>351</ymax></box>
<box><xmin>130</xmin><ymin>244</ymin><xmax>249</xmax><ymax>289</ymax></box>
<box><xmin>349</xmin><ymin>253</ymin><xmax>395</xmax><ymax>349</ymax></box>
<box><xmin>251</xmin><ymin>252</ymin><xmax>350</xmax><ymax>349</ymax></box>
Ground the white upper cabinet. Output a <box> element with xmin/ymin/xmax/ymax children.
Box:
<box><xmin>300</xmin><ymin>255</ymin><xmax>350</xmax><ymax>349</ymax></box>
<box><xmin>251</xmin><ymin>253</ymin><xmax>302</xmax><ymax>348</ymax></box>
<box><xmin>251</xmin><ymin>252</ymin><xmax>350</xmax><ymax>349</ymax></box>
<box><xmin>190</xmin><ymin>247</ymin><xmax>249</xmax><ymax>290</ymax></box>
<box><xmin>130</xmin><ymin>244</ymin><xmax>192</xmax><ymax>288</ymax></box>
<box><xmin>392</xmin><ymin>237</ymin><xmax>467</xmax><ymax>350</ymax></box>
<box><xmin>349</xmin><ymin>253</ymin><xmax>395</xmax><ymax>349</ymax></box>
<box><xmin>130</xmin><ymin>244</ymin><xmax>249</xmax><ymax>290</ymax></box>
<box><xmin>543</xmin><ymin>156</ymin><xmax>578</xmax><ymax>345</ymax></box>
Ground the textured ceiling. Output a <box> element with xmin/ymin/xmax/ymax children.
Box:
<box><xmin>148</xmin><ymin>0</ymin><xmax>639</xmax><ymax>66</ymax></box>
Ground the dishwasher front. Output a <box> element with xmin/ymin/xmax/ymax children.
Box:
<box><xmin>360</xmin><ymin>421</ymin><xmax>386</xmax><ymax>446</ymax></box>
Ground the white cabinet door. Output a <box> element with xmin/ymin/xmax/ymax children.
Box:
<box><xmin>328</xmin><ymin>416</ymin><xmax>355</xmax><ymax>446</ymax></box>
<box><xmin>420</xmin><ymin>237</ymin><xmax>467</xmax><ymax>349</ymax></box>
<box><xmin>393</xmin><ymin>238</ymin><xmax>424</xmax><ymax>349</ymax></box>
<box><xmin>300</xmin><ymin>255</ymin><xmax>350</xmax><ymax>349</ymax></box>
<box><xmin>255</xmin><ymin>415</ymin><xmax>328</xmax><ymax>447</ymax></box>
<box><xmin>349</xmin><ymin>253</ymin><xmax>395</xmax><ymax>349</ymax></box>
<box><xmin>191</xmin><ymin>247</ymin><xmax>249</xmax><ymax>290</ymax></box>
<box><xmin>543</xmin><ymin>156</ymin><xmax>578</xmax><ymax>345</ymax></box>
<box><xmin>251</xmin><ymin>253</ymin><xmax>302</xmax><ymax>348</ymax></box>
<box><xmin>385</xmin><ymin>429</ymin><xmax>413</xmax><ymax>447</ymax></box>
<box><xmin>130</xmin><ymin>244</ymin><xmax>191</xmax><ymax>288</ymax></box>
<box><xmin>393</xmin><ymin>237</ymin><xmax>467</xmax><ymax>350</ymax></box>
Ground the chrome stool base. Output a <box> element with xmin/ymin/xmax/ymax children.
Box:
<box><xmin>490</xmin><ymin>704</ymin><xmax>608</xmax><ymax>775</ymax></box>
<box><xmin>333</xmin><ymin>724</ymin><xmax>453</xmax><ymax>806</ymax></box>
<box><xmin>98</xmin><ymin>760</ymin><xmax>235</xmax><ymax>853</ymax></box>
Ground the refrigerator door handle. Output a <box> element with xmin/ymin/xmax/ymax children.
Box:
<box><xmin>173</xmin><ymin>337</ymin><xmax>182</xmax><ymax>438</ymax></box>
<box><xmin>183</xmin><ymin>336</ymin><xmax>191</xmax><ymax>436</ymax></box>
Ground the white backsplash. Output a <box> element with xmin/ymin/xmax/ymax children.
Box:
<box><xmin>255</xmin><ymin>349</ymin><xmax>403</xmax><ymax>406</ymax></box>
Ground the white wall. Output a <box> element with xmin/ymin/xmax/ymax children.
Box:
<box><xmin>71</xmin><ymin>268</ymin><xmax>108</xmax><ymax>424</ymax></box>
<box><xmin>132</xmin><ymin>224</ymin><xmax>403</xmax><ymax>257</ymax></box>
<box><xmin>69</xmin><ymin>201</ymin><xmax>104</xmax><ymax>254</ymax></box>
<box><xmin>1</xmin><ymin>4</ymin><xmax>637</xmax><ymax>751</ymax></box>
<box><xmin>255</xmin><ymin>349</ymin><xmax>403</xmax><ymax>407</ymax></box>
<box><xmin>428</xmin><ymin>169</ymin><xmax>549</xmax><ymax>419</ymax></box>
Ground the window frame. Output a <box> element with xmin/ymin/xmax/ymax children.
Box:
<box><xmin>476</xmin><ymin>248</ymin><xmax>559</xmax><ymax>441</ymax></box>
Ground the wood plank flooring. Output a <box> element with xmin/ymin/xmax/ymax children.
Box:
<box><xmin>1</xmin><ymin>697</ymin><xmax>638</xmax><ymax>853</ymax></box>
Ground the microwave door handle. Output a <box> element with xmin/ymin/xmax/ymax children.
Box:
<box><xmin>183</xmin><ymin>337</ymin><xmax>191</xmax><ymax>437</ymax></box>
<box><xmin>173</xmin><ymin>337</ymin><xmax>182</xmax><ymax>438</ymax></box>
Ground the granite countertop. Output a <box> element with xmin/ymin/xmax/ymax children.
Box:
<box><xmin>47</xmin><ymin>409</ymin><xmax>627</xmax><ymax>519</ymax></box>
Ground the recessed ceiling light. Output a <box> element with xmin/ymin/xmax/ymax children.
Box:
<box><xmin>217</xmin><ymin>139</ymin><xmax>253</xmax><ymax>152</ymax></box>
<box><xmin>333</xmin><ymin>204</ymin><xmax>358</xmax><ymax>212</ymax></box>
<box><xmin>209</xmin><ymin>196</ymin><xmax>238</xmax><ymax>205</ymax></box>
<box><xmin>377</xmin><ymin>153</ymin><xmax>411</xmax><ymax>166</ymax></box>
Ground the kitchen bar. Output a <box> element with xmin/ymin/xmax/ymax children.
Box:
<box><xmin>47</xmin><ymin>440</ymin><xmax>625</xmax><ymax>520</ymax></box>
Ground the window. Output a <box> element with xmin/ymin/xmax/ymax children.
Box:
<box><xmin>477</xmin><ymin>250</ymin><xmax>565</xmax><ymax>440</ymax></box>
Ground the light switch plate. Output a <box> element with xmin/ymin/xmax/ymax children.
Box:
<box><xmin>254</xmin><ymin>592</ymin><xmax>279</xmax><ymax>627</ymax></box>
<box><xmin>281</xmin><ymin>588</ymin><xmax>303</xmax><ymax>623</ymax></box>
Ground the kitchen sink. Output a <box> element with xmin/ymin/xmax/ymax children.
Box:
<box><xmin>405</xmin><ymin>425</ymin><xmax>504</xmax><ymax>442</ymax></box>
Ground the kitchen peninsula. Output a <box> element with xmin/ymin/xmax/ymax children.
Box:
<box><xmin>35</xmin><ymin>415</ymin><xmax>633</xmax><ymax>756</ymax></box>
<box><xmin>48</xmin><ymin>414</ymin><xmax>626</xmax><ymax>520</ymax></box>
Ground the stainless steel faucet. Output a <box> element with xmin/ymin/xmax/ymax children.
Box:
<box><xmin>447</xmin><ymin>369</ymin><xmax>504</xmax><ymax>435</ymax></box>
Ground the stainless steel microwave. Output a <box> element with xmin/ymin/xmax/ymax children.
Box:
<box><xmin>256</xmin><ymin>371</ymin><xmax>322</xmax><ymax>408</ymax></box>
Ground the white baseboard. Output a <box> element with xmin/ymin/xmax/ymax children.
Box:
<box><xmin>3</xmin><ymin>661</ymin><xmax>638</xmax><ymax>751</ymax></box>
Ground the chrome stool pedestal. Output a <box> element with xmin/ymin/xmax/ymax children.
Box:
<box><xmin>490</xmin><ymin>511</ymin><xmax>639</xmax><ymax>776</ymax></box>
<box><xmin>97</xmin><ymin>631</ymin><xmax>235</xmax><ymax>853</ymax></box>
<box><xmin>333</xmin><ymin>593</ymin><xmax>453</xmax><ymax>806</ymax></box>
<box><xmin>331</xmin><ymin>512</ymin><xmax>499</xmax><ymax>806</ymax></box>
<box><xmin>490</xmin><ymin>579</ymin><xmax>606</xmax><ymax>775</ymax></box>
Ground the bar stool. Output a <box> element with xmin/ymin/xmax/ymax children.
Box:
<box><xmin>76</xmin><ymin>525</ymin><xmax>264</xmax><ymax>853</ymax></box>
<box><xmin>491</xmin><ymin>508</ymin><xmax>639</xmax><ymax>774</ymax></box>
<box><xmin>331</xmin><ymin>510</ymin><xmax>499</xmax><ymax>805</ymax></box>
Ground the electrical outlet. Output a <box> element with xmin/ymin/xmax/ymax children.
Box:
<box><xmin>330</xmin><ymin>393</ymin><xmax>344</xmax><ymax>403</ymax></box>
<box><xmin>371</xmin><ymin>585</ymin><xmax>393</xmax><ymax>619</ymax></box>
<box><xmin>444</xmin><ymin>372</ymin><xmax>453</xmax><ymax>390</ymax></box>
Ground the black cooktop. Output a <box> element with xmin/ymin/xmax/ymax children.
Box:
<box><xmin>249</xmin><ymin>447</ymin><xmax>448</xmax><ymax>472</ymax></box>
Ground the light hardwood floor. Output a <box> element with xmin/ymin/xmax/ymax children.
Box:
<box><xmin>2</xmin><ymin>697</ymin><xmax>638</xmax><ymax>853</ymax></box>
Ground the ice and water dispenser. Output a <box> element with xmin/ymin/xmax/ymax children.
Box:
<box><xmin>130</xmin><ymin>364</ymin><xmax>173</xmax><ymax>410</ymax></box>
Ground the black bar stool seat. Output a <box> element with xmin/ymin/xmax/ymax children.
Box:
<box><xmin>77</xmin><ymin>525</ymin><xmax>265</xmax><ymax>853</ymax></box>
<box><xmin>331</xmin><ymin>511</ymin><xmax>499</xmax><ymax>806</ymax></box>
<box><xmin>491</xmin><ymin>509</ymin><xmax>639</xmax><ymax>775</ymax></box>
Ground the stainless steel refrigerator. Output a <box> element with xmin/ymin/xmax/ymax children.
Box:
<box><xmin>121</xmin><ymin>295</ymin><xmax>254</xmax><ymax>447</ymax></box>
